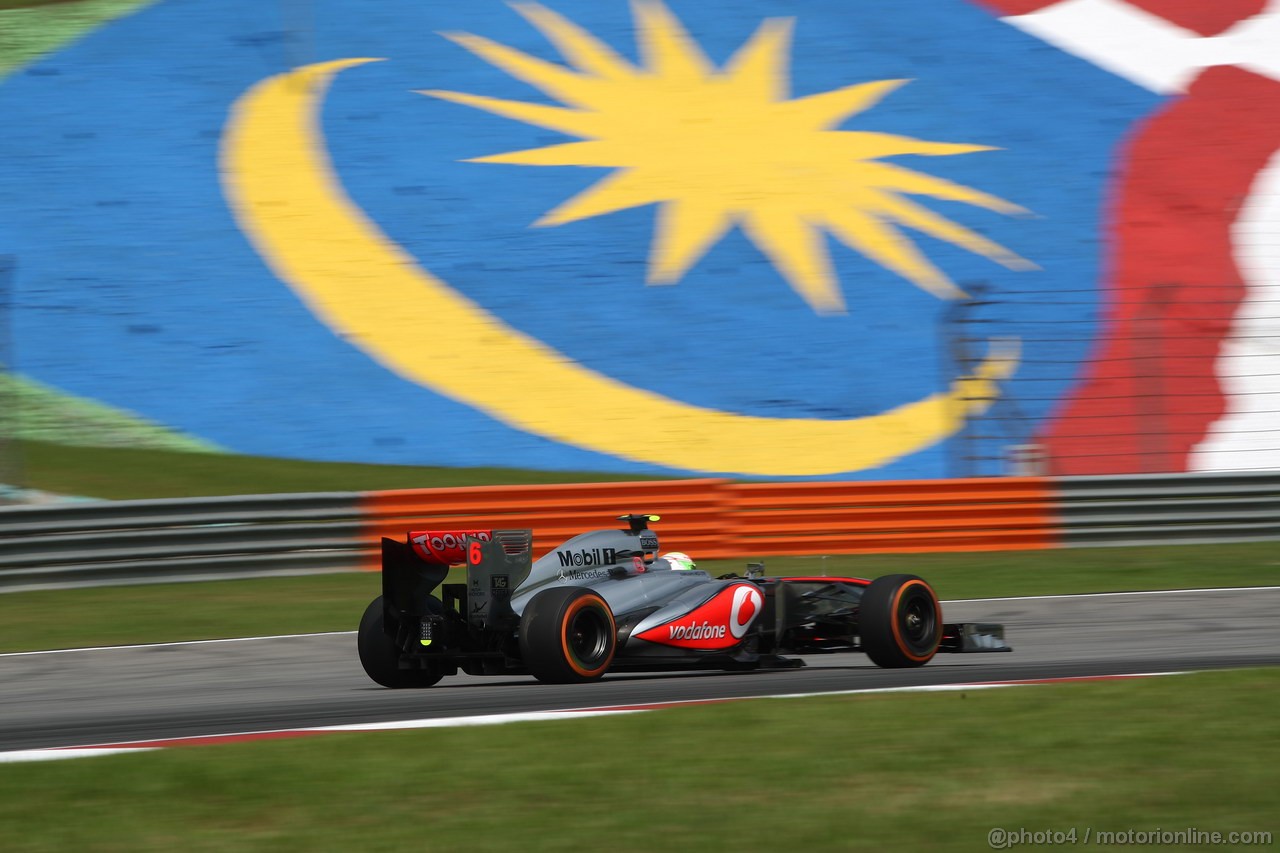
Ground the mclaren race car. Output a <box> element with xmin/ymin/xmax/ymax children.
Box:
<box><xmin>358</xmin><ymin>514</ymin><xmax>1009</xmax><ymax>687</ymax></box>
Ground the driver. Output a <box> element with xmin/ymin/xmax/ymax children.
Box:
<box><xmin>662</xmin><ymin>551</ymin><xmax>697</xmax><ymax>571</ymax></box>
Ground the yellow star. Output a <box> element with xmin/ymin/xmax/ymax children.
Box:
<box><xmin>421</xmin><ymin>1</ymin><xmax>1035</xmax><ymax>314</ymax></box>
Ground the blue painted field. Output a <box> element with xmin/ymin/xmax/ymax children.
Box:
<box><xmin>0</xmin><ymin>1</ymin><xmax>1158</xmax><ymax>477</ymax></box>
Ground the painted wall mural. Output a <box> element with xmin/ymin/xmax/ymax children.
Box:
<box><xmin>1</xmin><ymin>0</ymin><xmax>1277</xmax><ymax>478</ymax></box>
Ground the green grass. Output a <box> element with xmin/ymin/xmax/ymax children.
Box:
<box><xmin>0</xmin><ymin>0</ymin><xmax>157</xmax><ymax>78</ymax></box>
<box><xmin>0</xmin><ymin>375</ymin><xmax>223</xmax><ymax>455</ymax></box>
<box><xmin>1</xmin><ymin>0</ymin><xmax>97</xmax><ymax>7</ymax></box>
<box><xmin>2</xmin><ymin>12</ymin><xmax>1276</xmax><ymax>850</ymax></box>
<box><xmin>770</xmin><ymin>540</ymin><xmax>1280</xmax><ymax>600</ymax></box>
<box><xmin>1</xmin><ymin>667</ymin><xmax>1275</xmax><ymax>851</ymax></box>
<box><xmin>1</xmin><ymin>541</ymin><xmax>1276</xmax><ymax>654</ymax></box>
<box><xmin>9</xmin><ymin>438</ymin><xmax>667</xmax><ymax>499</ymax></box>
<box><xmin>0</xmin><ymin>573</ymin><xmax>383</xmax><ymax>653</ymax></box>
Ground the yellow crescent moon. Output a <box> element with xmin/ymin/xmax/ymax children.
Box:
<box><xmin>220</xmin><ymin>58</ymin><xmax>1018</xmax><ymax>477</ymax></box>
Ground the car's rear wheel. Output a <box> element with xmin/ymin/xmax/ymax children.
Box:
<box><xmin>859</xmin><ymin>574</ymin><xmax>942</xmax><ymax>668</ymax></box>
<box><xmin>357</xmin><ymin>595</ymin><xmax>445</xmax><ymax>688</ymax></box>
<box><xmin>519</xmin><ymin>587</ymin><xmax>617</xmax><ymax>683</ymax></box>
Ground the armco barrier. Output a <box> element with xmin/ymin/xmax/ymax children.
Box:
<box><xmin>1054</xmin><ymin>471</ymin><xmax>1280</xmax><ymax>547</ymax></box>
<box><xmin>0</xmin><ymin>493</ymin><xmax>364</xmax><ymax>591</ymax></box>
<box><xmin>3</xmin><ymin>472</ymin><xmax>1279</xmax><ymax>590</ymax></box>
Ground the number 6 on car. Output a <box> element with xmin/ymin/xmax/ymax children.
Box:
<box><xmin>359</xmin><ymin>514</ymin><xmax>1010</xmax><ymax>687</ymax></box>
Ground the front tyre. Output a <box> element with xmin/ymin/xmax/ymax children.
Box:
<box><xmin>859</xmin><ymin>574</ymin><xmax>942</xmax><ymax>668</ymax></box>
<box><xmin>519</xmin><ymin>587</ymin><xmax>617</xmax><ymax>684</ymax></box>
<box><xmin>357</xmin><ymin>595</ymin><xmax>445</xmax><ymax>688</ymax></box>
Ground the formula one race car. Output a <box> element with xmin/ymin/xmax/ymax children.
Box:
<box><xmin>358</xmin><ymin>514</ymin><xmax>1009</xmax><ymax>687</ymax></box>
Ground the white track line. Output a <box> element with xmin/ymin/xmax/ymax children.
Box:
<box><xmin>4</xmin><ymin>587</ymin><xmax>1278</xmax><ymax>658</ymax></box>
<box><xmin>0</xmin><ymin>671</ymin><xmax>1192</xmax><ymax>764</ymax></box>
<box><xmin>945</xmin><ymin>586</ymin><xmax>1280</xmax><ymax>604</ymax></box>
<box><xmin>0</xmin><ymin>631</ymin><xmax>354</xmax><ymax>658</ymax></box>
<box><xmin>0</xmin><ymin>747</ymin><xmax>156</xmax><ymax>763</ymax></box>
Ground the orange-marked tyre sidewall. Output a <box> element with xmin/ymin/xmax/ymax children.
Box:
<box><xmin>560</xmin><ymin>593</ymin><xmax>616</xmax><ymax>678</ymax></box>
<box><xmin>889</xmin><ymin>579</ymin><xmax>942</xmax><ymax>662</ymax></box>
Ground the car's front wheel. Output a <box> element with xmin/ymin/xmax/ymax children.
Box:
<box><xmin>859</xmin><ymin>574</ymin><xmax>942</xmax><ymax>668</ymax></box>
<box><xmin>519</xmin><ymin>587</ymin><xmax>617</xmax><ymax>683</ymax></box>
<box><xmin>357</xmin><ymin>595</ymin><xmax>445</xmax><ymax>688</ymax></box>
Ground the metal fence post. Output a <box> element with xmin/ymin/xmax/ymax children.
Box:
<box><xmin>0</xmin><ymin>256</ymin><xmax>22</xmax><ymax>500</ymax></box>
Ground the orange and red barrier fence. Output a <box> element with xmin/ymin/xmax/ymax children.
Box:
<box><xmin>2</xmin><ymin>472</ymin><xmax>1274</xmax><ymax>590</ymax></box>
<box><xmin>357</xmin><ymin>476</ymin><xmax>1057</xmax><ymax>568</ymax></box>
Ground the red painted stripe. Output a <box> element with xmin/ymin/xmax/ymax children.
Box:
<box><xmin>46</xmin><ymin>672</ymin><xmax>1180</xmax><ymax>756</ymax></box>
<box><xmin>971</xmin><ymin>673</ymin><xmax>1168</xmax><ymax>686</ymax></box>
<box><xmin>568</xmin><ymin>698</ymin><xmax>741</xmax><ymax>713</ymax></box>
<box><xmin>1039</xmin><ymin>68</ymin><xmax>1280</xmax><ymax>473</ymax></box>
<box><xmin>1122</xmin><ymin>0</ymin><xmax>1265</xmax><ymax>36</ymax></box>
<box><xmin>968</xmin><ymin>0</ymin><xmax>1062</xmax><ymax>15</ymax></box>
<box><xmin>56</xmin><ymin>729</ymin><xmax>324</xmax><ymax>751</ymax></box>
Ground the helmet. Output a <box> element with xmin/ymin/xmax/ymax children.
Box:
<box><xmin>663</xmin><ymin>551</ymin><xmax>696</xmax><ymax>571</ymax></box>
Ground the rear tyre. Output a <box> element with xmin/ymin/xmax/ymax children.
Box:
<box><xmin>358</xmin><ymin>595</ymin><xmax>445</xmax><ymax>688</ymax></box>
<box><xmin>859</xmin><ymin>574</ymin><xmax>942</xmax><ymax>668</ymax></box>
<box><xmin>519</xmin><ymin>587</ymin><xmax>617</xmax><ymax>684</ymax></box>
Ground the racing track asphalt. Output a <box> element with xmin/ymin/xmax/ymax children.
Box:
<box><xmin>2</xmin><ymin>587</ymin><xmax>1278</xmax><ymax>751</ymax></box>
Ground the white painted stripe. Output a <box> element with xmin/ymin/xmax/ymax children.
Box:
<box><xmin>0</xmin><ymin>631</ymin><xmax>355</xmax><ymax>658</ymax></box>
<box><xmin>1001</xmin><ymin>0</ymin><xmax>1280</xmax><ymax>93</ymax></box>
<box><xmin>1192</xmin><ymin>145</ymin><xmax>1280</xmax><ymax>470</ymax></box>
<box><xmin>1229</xmin><ymin>4</ymin><xmax>1280</xmax><ymax>82</ymax></box>
<box><xmin>759</xmin><ymin>671</ymin><xmax>1188</xmax><ymax>700</ymax></box>
<box><xmin>311</xmin><ymin>709</ymin><xmax>643</xmax><ymax>732</ymax></box>
<box><xmin>3</xmin><ymin>587</ymin><xmax>1276</xmax><ymax>659</ymax></box>
<box><xmin>1001</xmin><ymin>0</ymin><xmax>1206</xmax><ymax>94</ymax></box>
<box><xmin>0</xmin><ymin>747</ymin><xmax>156</xmax><ymax>763</ymax></box>
<box><xmin>943</xmin><ymin>585</ymin><xmax>1280</xmax><ymax>604</ymax></box>
<box><xmin>0</xmin><ymin>671</ymin><xmax>1194</xmax><ymax>764</ymax></box>
<box><xmin>1000</xmin><ymin>0</ymin><xmax>1280</xmax><ymax>469</ymax></box>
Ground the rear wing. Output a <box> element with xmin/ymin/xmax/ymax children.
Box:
<box><xmin>462</xmin><ymin>530</ymin><xmax>534</xmax><ymax>628</ymax></box>
<box><xmin>381</xmin><ymin>528</ymin><xmax>534</xmax><ymax>631</ymax></box>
